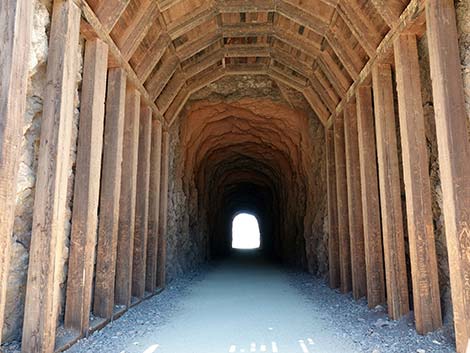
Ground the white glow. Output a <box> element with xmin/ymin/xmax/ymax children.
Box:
<box><xmin>142</xmin><ymin>344</ymin><xmax>159</xmax><ymax>353</ymax></box>
<box><xmin>231</xmin><ymin>213</ymin><xmax>261</xmax><ymax>249</ymax></box>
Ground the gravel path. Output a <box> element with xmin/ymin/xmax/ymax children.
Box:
<box><xmin>0</xmin><ymin>251</ymin><xmax>450</xmax><ymax>353</ymax></box>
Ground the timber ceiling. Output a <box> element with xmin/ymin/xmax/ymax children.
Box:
<box><xmin>81</xmin><ymin>0</ymin><xmax>411</xmax><ymax>126</ymax></box>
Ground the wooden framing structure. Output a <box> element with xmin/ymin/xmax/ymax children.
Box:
<box><xmin>0</xmin><ymin>0</ymin><xmax>468</xmax><ymax>352</ymax></box>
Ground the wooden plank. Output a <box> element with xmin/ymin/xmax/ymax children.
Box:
<box><xmin>115</xmin><ymin>0</ymin><xmax>159</xmax><ymax>61</ymax></box>
<box><xmin>276</xmin><ymin>0</ymin><xmax>328</xmax><ymax>35</ymax></box>
<box><xmin>370</xmin><ymin>0</ymin><xmax>407</xmax><ymax>28</ymax></box>
<box><xmin>72</xmin><ymin>0</ymin><xmax>163</xmax><ymax>120</ymax></box>
<box><xmin>167</xmin><ymin>7</ymin><xmax>216</xmax><ymax>40</ymax></box>
<box><xmin>326</xmin><ymin>128</ymin><xmax>340</xmax><ymax>289</ymax></box>
<box><xmin>94</xmin><ymin>0</ymin><xmax>130</xmax><ymax>33</ymax></box>
<box><xmin>356</xmin><ymin>85</ymin><xmax>388</xmax><ymax>309</ymax></box>
<box><xmin>146</xmin><ymin>120</ymin><xmax>163</xmax><ymax>293</ymax></box>
<box><xmin>64</xmin><ymin>39</ymin><xmax>108</xmax><ymax>335</ymax></box>
<box><xmin>115</xmin><ymin>87</ymin><xmax>141</xmax><ymax>306</ymax></box>
<box><xmin>93</xmin><ymin>68</ymin><xmax>127</xmax><ymax>319</ymax></box>
<box><xmin>134</xmin><ymin>33</ymin><xmax>171</xmax><ymax>82</ymax></box>
<box><xmin>132</xmin><ymin>106</ymin><xmax>152</xmax><ymax>299</ymax></box>
<box><xmin>21</xmin><ymin>2</ymin><xmax>81</xmax><ymax>352</ymax></box>
<box><xmin>394</xmin><ymin>34</ymin><xmax>442</xmax><ymax>334</ymax></box>
<box><xmin>0</xmin><ymin>0</ymin><xmax>33</xmax><ymax>344</ymax></box>
<box><xmin>372</xmin><ymin>64</ymin><xmax>409</xmax><ymax>319</ymax></box>
<box><xmin>343</xmin><ymin>102</ymin><xmax>367</xmax><ymax>300</ymax></box>
<box><xmin>303</xmin><ymin>86</ymin><xmax>329</xmax><ymax>126</ymax></box>
<box><xmin>157</xmin><ymin>131</ymin><xmax>170</xmax><ymax>288</ymax></box>
<box><xmin>334</xmin><ymin>115</ymin><xmax>352</xmax><ymax>294</ymax></box>
<box><xmin>145</xmin><ymin>57</ymin><xmax>179</xmax><ymax>102</ymax></box>
<box><xmin>426</xmin><ymin>1</ymin><xmax>470</xmax><ymax>351</ymax></box>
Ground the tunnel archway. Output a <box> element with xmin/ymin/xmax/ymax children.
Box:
<box><xmin>231</xmin><ymin>213</ymin><xmax>261</xmax><ymax>250</ymax></box>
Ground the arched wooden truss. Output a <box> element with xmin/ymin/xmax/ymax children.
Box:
<box><xmin>1</xmin><ymin>1</ymin><xmax>469</xmax><ymax>353</ymax></box>
<box><xmin>77</xmin><ymin>0</ymin><xmax>421</xmax><ymax>127</ymax></box>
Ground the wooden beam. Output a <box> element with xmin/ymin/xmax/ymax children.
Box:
<box><xmin>146</xmin><ymin>57</ymin><xmax>179</xmax><ymax>102</ymax></box>
<box><xmin>156</xmin><ymin>70</ymin><xmax>187</xmax><ymax>113</ymax></box>
<box><xmin>115</xmin><ymin>0</ymin><xmax>159</xmax><ymax>61</ymax></box>
<box><xmin>370</xmin><ymin>0</ymin><xmax>407</xmax><ymax>28</ymax></box>
<box><xmin>93</xmin><ymin>68</ymin><xmax>127</xmax><ymax>319</ymax></box>
<box><xmin>157</xmin><ymin>131</ymin><xmax>170</xmax><ymax>288</ymax></box>
<box><xmin>276</xmin><ymin>0</ymin><xmax>328</xmax><ymax>35</ymax></box>
<box><xmin>93</xmin><ymin>0</ymin><xmax>130</xmax><ymax>34</ymax></box>
<box><xmin>167</xmin><ymin>7</ymin><xmax>216</xmax><ymax>40</ymax></box>
<box><xmin>273</xmin><ymin>33</ymin><xmax>320</xmax><ymax>58</ymax></box>
<box><xmin>216</xmin><ymin>0</ymin><xmax>275</xmax><ymax>13</ymax></box>
<box><xmin>0</xmin><ymin>0</ymin><xmax>33</xmax><ymax>343</ymax></box>
<box><xmin>372</xmin><ymin>64</ymin><xmax>409</xmax><ymax>319</ymax></box>
<box><xmin>343</xmin><ymin>102</ymin><xmax>367</xmax><ymax>300</ymax></box>
<box><xmin>132</xmin><ymin>106</ymin><xmax>152</xmax><ymax>299</ymax></box>
<box><xmin>21</xmin><ymin>2</ymin><xmax>81</xmax><ymax>352</ymax></box>
<box><xmin>166</xmin><ymin>87</ymin><xmax>190</xmax><ymax>126</ymax></box>
<box><xmin>426</xmin><ymin>1</ymin><xmax>470</xmax><ymax>351</ymax></box>
<box><xmin>72</xmin><ymin>0</ymin><xmax>163</xmax><ymax>120</ymax></box>
<box><xmin>327</xmin><ymin>0</ymin><xmax>427</xmax><ymax>127</ymax></box>
<box><xmin>64</xmin><ymin>39</ymin><xmax>108</xmax><ymax>336</ymax></box>
<box><xmin>394</xmin><ymin>34</ymin><xmax>442</xmax><ymax>334</ymax></box>
<box><xmin>115</xmin><ymin>87</ymin><xmax>140</xmax><ymax>307</ymax></box>
<box><xmin>317</xmin><ymin>53</ymin><xmax>349</xmax><ymax>96</ymax></box>
<box><xmin>175</xmin><ymin>31</ymin><xmax>221</xmax><ymax>62</ymax></box>
<box><xmin>225</xmin><ymin>44</ymin><xmax>271</xmax><ymax>58</ymax></box>
<box><xmin>223</xmin><ymin>23</ymin><xmax>273</xmax><ymax>38</ymax></box>
<box><xmin>302</xmin><ymin>86</ymin><xmax>329</xmax><ymax>125</ymax></box>
<box><xmin>145</xmin><ymin>119</ymin><xmax>163</xmax><ymax>293</ymax></box>
<box><xmin>326</xmin><ymin>128</ymin><xmax>340</xmax><ymax>289</ymax></box>
<box><xmin>134</xmin><ymin>33</ymin><xmax>171</xmax><ymax>82</ymax></box>
<box><xmin>356</xmin><ymin>85</ymin><xmax>388</xmax><ymax>309</ymax></box>
<box><xmin>334</xmin><ymin>115</ymin><xmax>352</xmax><ymax>294</ymax></box>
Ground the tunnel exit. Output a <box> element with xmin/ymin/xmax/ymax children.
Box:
<box><xmin>231</xmin><ymin>213</ymin><xmax>261</xmax><ymax>250</ymax></box>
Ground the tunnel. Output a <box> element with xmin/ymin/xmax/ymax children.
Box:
<box><xmin>1</xmin><ymin>1</ymin><xmax>470</xmax><ymax>353</ymax></box>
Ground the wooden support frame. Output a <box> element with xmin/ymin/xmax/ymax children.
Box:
<box><xmin>356</xmin><ymin>85</ymin><xmax>387</xmax><ymax>309</ymax></box>
<box><xmin>326</xmin><ymin>128</ymin><xmax>340</xmax><ymax>289</ymax></box>
<box><xmin>22</xmin><ymin>1</ymin><xmax>81</xmax><ymax>352</ymax></box>
<box><xmin>157</xmin><ymin>131</ymin><xmax>170</xmax><ymax>289</ymax></box>
<box><xmin>93</xmin><ymin>68</ymin><xmax>127</xmax><ymax>319</ymax></box>
<box><xmin>64</xmin><ymin>39</ymin><xmax>109</xmax><ymax>335</ymax></box>
<box><xmin>334</xmin><ymin>115</ymin><xmax>352</xmax><ymax>294</ymax></box>
<box><xmin>372</xmin><ymin>64</ymin><xmax>409</xmax><ymax>319</ymax></box>
<box><xmin>394</xmin><ymin>33</ymin><xmax>442</xmax><ymax>334</ymax></box>
<box><xmin>0</xmin><ymin>0</ymin><xmax>33</xmax><ymax>343</ymax></box>
<box><xmin>132</xmin><ymin>106</ymin><xmax>152</xmax><ymax>299</ymax></box>
<box><xmin>343</xmin><ymin>102</ymin><xmax>367</xmax><ymax>300</ymax></box>
<box><xmin>426</xmin><ymin>1</ymin><xmax>470</xmax><ymax>351</ymax></box>
<box><xmin>115</xmin><ymin>87</ymin><xmax>141</xmax><ymax>307</ymax></box>
<box><xmin>146</xmin><ymin>120</ymin><xmax>163</xmax><ymax>293</ymax></box>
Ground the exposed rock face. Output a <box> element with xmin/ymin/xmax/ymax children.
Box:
<box><xmin>166</xmin><ymin>76</ymin><xmax>327</xmax><ymax>281</ymax></box>
<box><xmin>3</xmin><ymin>0</ymin><xmax>83</xmax><ymax>342</ymax></box>
<box><xmin>456</xmin><ymin>0</ymin><xmax>470</xmax><ymax>128</ymax></box>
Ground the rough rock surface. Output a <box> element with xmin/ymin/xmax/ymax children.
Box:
<box><xmin>165</xmin><ymin>75</ymin><xmax>327</xmax><ymax>281</ymax></box>
<box><xmin>2</xmin><ymin>0</ymin><xmax>84</xmax><ymax>342</ymax></box>
<box><xmin>456</xmin><ymin>0</ymin><xmax>470</xmax><ymax>128</ymax></box>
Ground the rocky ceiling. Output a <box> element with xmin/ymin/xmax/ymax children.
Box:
<box><xmin>79</xmin><ymin>0</ymin><xmax>412</xmax><ymax>126</ymax></box>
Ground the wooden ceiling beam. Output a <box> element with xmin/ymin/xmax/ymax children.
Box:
<box><xmin>157</xmin><ymin>70</ymin><xmax>187</xmax><ymax>113</ymax></box>
<box><xmin>319</xmin><ymin>51</ymin><xmax>351</xmax><ymax>94</ymax></box>
<box><xmin>145</xmin><ymin>57</ymin><xmax>179</xmax><ymax>101</ymax></box>
<box><xmin>276</xmin><ymin>0</ymin><xmax>328</xmax><ymax>35</ymax></box>
<box><xmin>222</xmin><ymin>23</ymin><xmax>274</xmax><ymax>37</ymax></box>
<box><xmin>134</xmin><ymin>33</ymin><xmax>171</xmax><ymax>82</ymax></box>
<box><xmin>167</xmin><ymin>6</ymin><xmax>217</xmax><ymax>40</ymax></box>
<box><xmin>268</xmin><ymin>66</ymin><xmax>308</xmax><ymax>90</ymax></box>
<box><xmin>271</xmin><ymin>50</ymin><xmax>313</xmax><ymax>77</ymax></box>
<box><xmin>175</xmin><ymin>31</ymin><xmax>221</xmax><ymax>61</ymax></box>
<box><xmin>310</xmin><ymin>75</ymin><xmax>337</xmax><ymax>113</ymax></box>
<box><xmin>216</xmin><ymin>0</ymin><xmax>275</xmax><ymax>13</ymax></box>
<box><xmin>157</xmin><ymin>0</ymin><xmax>185</xmax><ymax>12</ymax></box>
<box><xmin>73</xmin><ymin>0</ymin><xmax>163</xmax><ymax>120</ymax></box>
<box><xmin>302</xmin><ymin>85</ymin><xmax>330</xmax><ymax>125</ymax></box>
<box><xmin>273</xmin><ymin>29</ymin><xmax>322</xmax><ymax>53</ymax></box>
<box><xmin>165</xmin><ymin>85</ymin><xmax>191</xmax><ymax>125</ymax></box>
<box><xmin>225</xmin><ymin>63</ymin><xmax>269</xmax><ymax>75</ymax></box>
<box><xmin>370</xmin><ymin>0</ymin><xmax>408</xmax><ymax>28</ymax></box>
<box><xmin>325</xmin><ymin>31</ymin><xmax>361</xmax><ymax>80</ymax></box>
<box><xmin>183</xmin><ymin>50</ymin><xmax>224</xmax><ymax>78</ymax></box>
<box><xmin>187</xmin><ymin>66</ymin><xmax>225</xmax><ymax>94</ymax></box>
<box><xmin>312</xmin><ymin>69</ymin><xmax>340</xmax><ymax>110</ymax></box>
<box><xmin>225</xmin><ymin>44</ymin><xmax>271</xmax><ymax>57</ymax></box>
<box><xmin>93</xmin><ymin>0</ymin><xmax>130</xmax><ymax>34</ymax></box>
<box><xmin>115</xmin><ymin>0</ymin><xmax>160</xmax><ymax>61</ymax></box>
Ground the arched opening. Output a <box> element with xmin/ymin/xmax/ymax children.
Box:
<box><xmin>231</xmin><ymin>213</ymin><xmax>261</xmax><ymax>250</ymax></box>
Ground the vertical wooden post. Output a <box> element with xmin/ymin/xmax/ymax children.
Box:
<box><xmin>146</xmin><ymin>120</ymin><xmax>163</xmax><ymax>293</ymax></box>
<box><xmin>343</xmin><ymin>102</ymin><xmax>367</xmax><ymax>300</ymax></box>
<box><xmin>356</xmin><ymin>85</ymin><xmax>387</xmax><ymax>309</ymax></box>
<box><xmin>372</xmin><ymin>64</ymin><xmax>410</xmax><ymax>319</ymax></box>
<box><xmin>326</xmin><ymin>128</ymin><xmax>340</xmax><ymax>289</ymax></box>
<box><xmin>21</xmin><ymin>1</ymin><xmax>81</xmax><ymax>352</ymax></box>
<box><xmin>426</xmin><ymin>1</ymin><xmax>470</xmax><ymax>351</ymax></box>
<box><xmin>115</xmin><ymin>87</ymin><xmax>140</xmax><ymax>306</ymax></box>
<box><xmin>64</xmin><ymin>39</ymin><xmax>108</xmax><ymax>335</ymax></box>
<box><xmin>93</xmin><ymin>68</ymin><xmax>127</xmax><ymax>319</ymax></box>
<box><xmin>394</xmin><ymin>34</ymin><xmax>442</xmax><ymax>334</ymax></box>
<box><xmin>157</xmin><ymin>130</ymin><xmax>170</xmax><ymax>289</ymax></box>
<box><xmin>334</xmin><ymin>115</ymin><xmax>352</xmax><ymax>293</ymax></box>
<box><xmin>0</xmin><ymin>0</ymin><xmax>33</xmax><ymax>343</ymax></box>
<box><xmin>132</xmin><ymin>106</ymin><xmax>152</xmax><ymax>299</ymax></box>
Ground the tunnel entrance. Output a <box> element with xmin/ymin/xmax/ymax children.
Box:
<box><xmin>231</xmin><ymin>213</ymin><xmax>261</xmax><ymax>250</ymax></box>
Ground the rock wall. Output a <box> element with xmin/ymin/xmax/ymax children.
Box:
<box><xmin>2</xmin><ymin>0</ymin><xmax>84</xmax><ymax>342</ymax></box>
<box><xmin>456</xmin><ymin>0</ymin><xmax>470</xmax><ymax>127</ymax></box>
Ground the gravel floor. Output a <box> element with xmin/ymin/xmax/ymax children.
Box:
<box><xmin>1</xmin><ymin>251</ymin><xmax>456</xmax><ymax>353</ymax></box>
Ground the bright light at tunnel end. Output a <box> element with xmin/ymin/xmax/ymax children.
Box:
<box><xmin>232</xmin><ymin>213</ymin><xmax>261</xmax><ymax>249</ymax></box>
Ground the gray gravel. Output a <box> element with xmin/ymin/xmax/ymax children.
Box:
<box><xmin>1</xmin><ymin>253</ymin><xmax>456</xmax><ymax>353</ymax></box>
